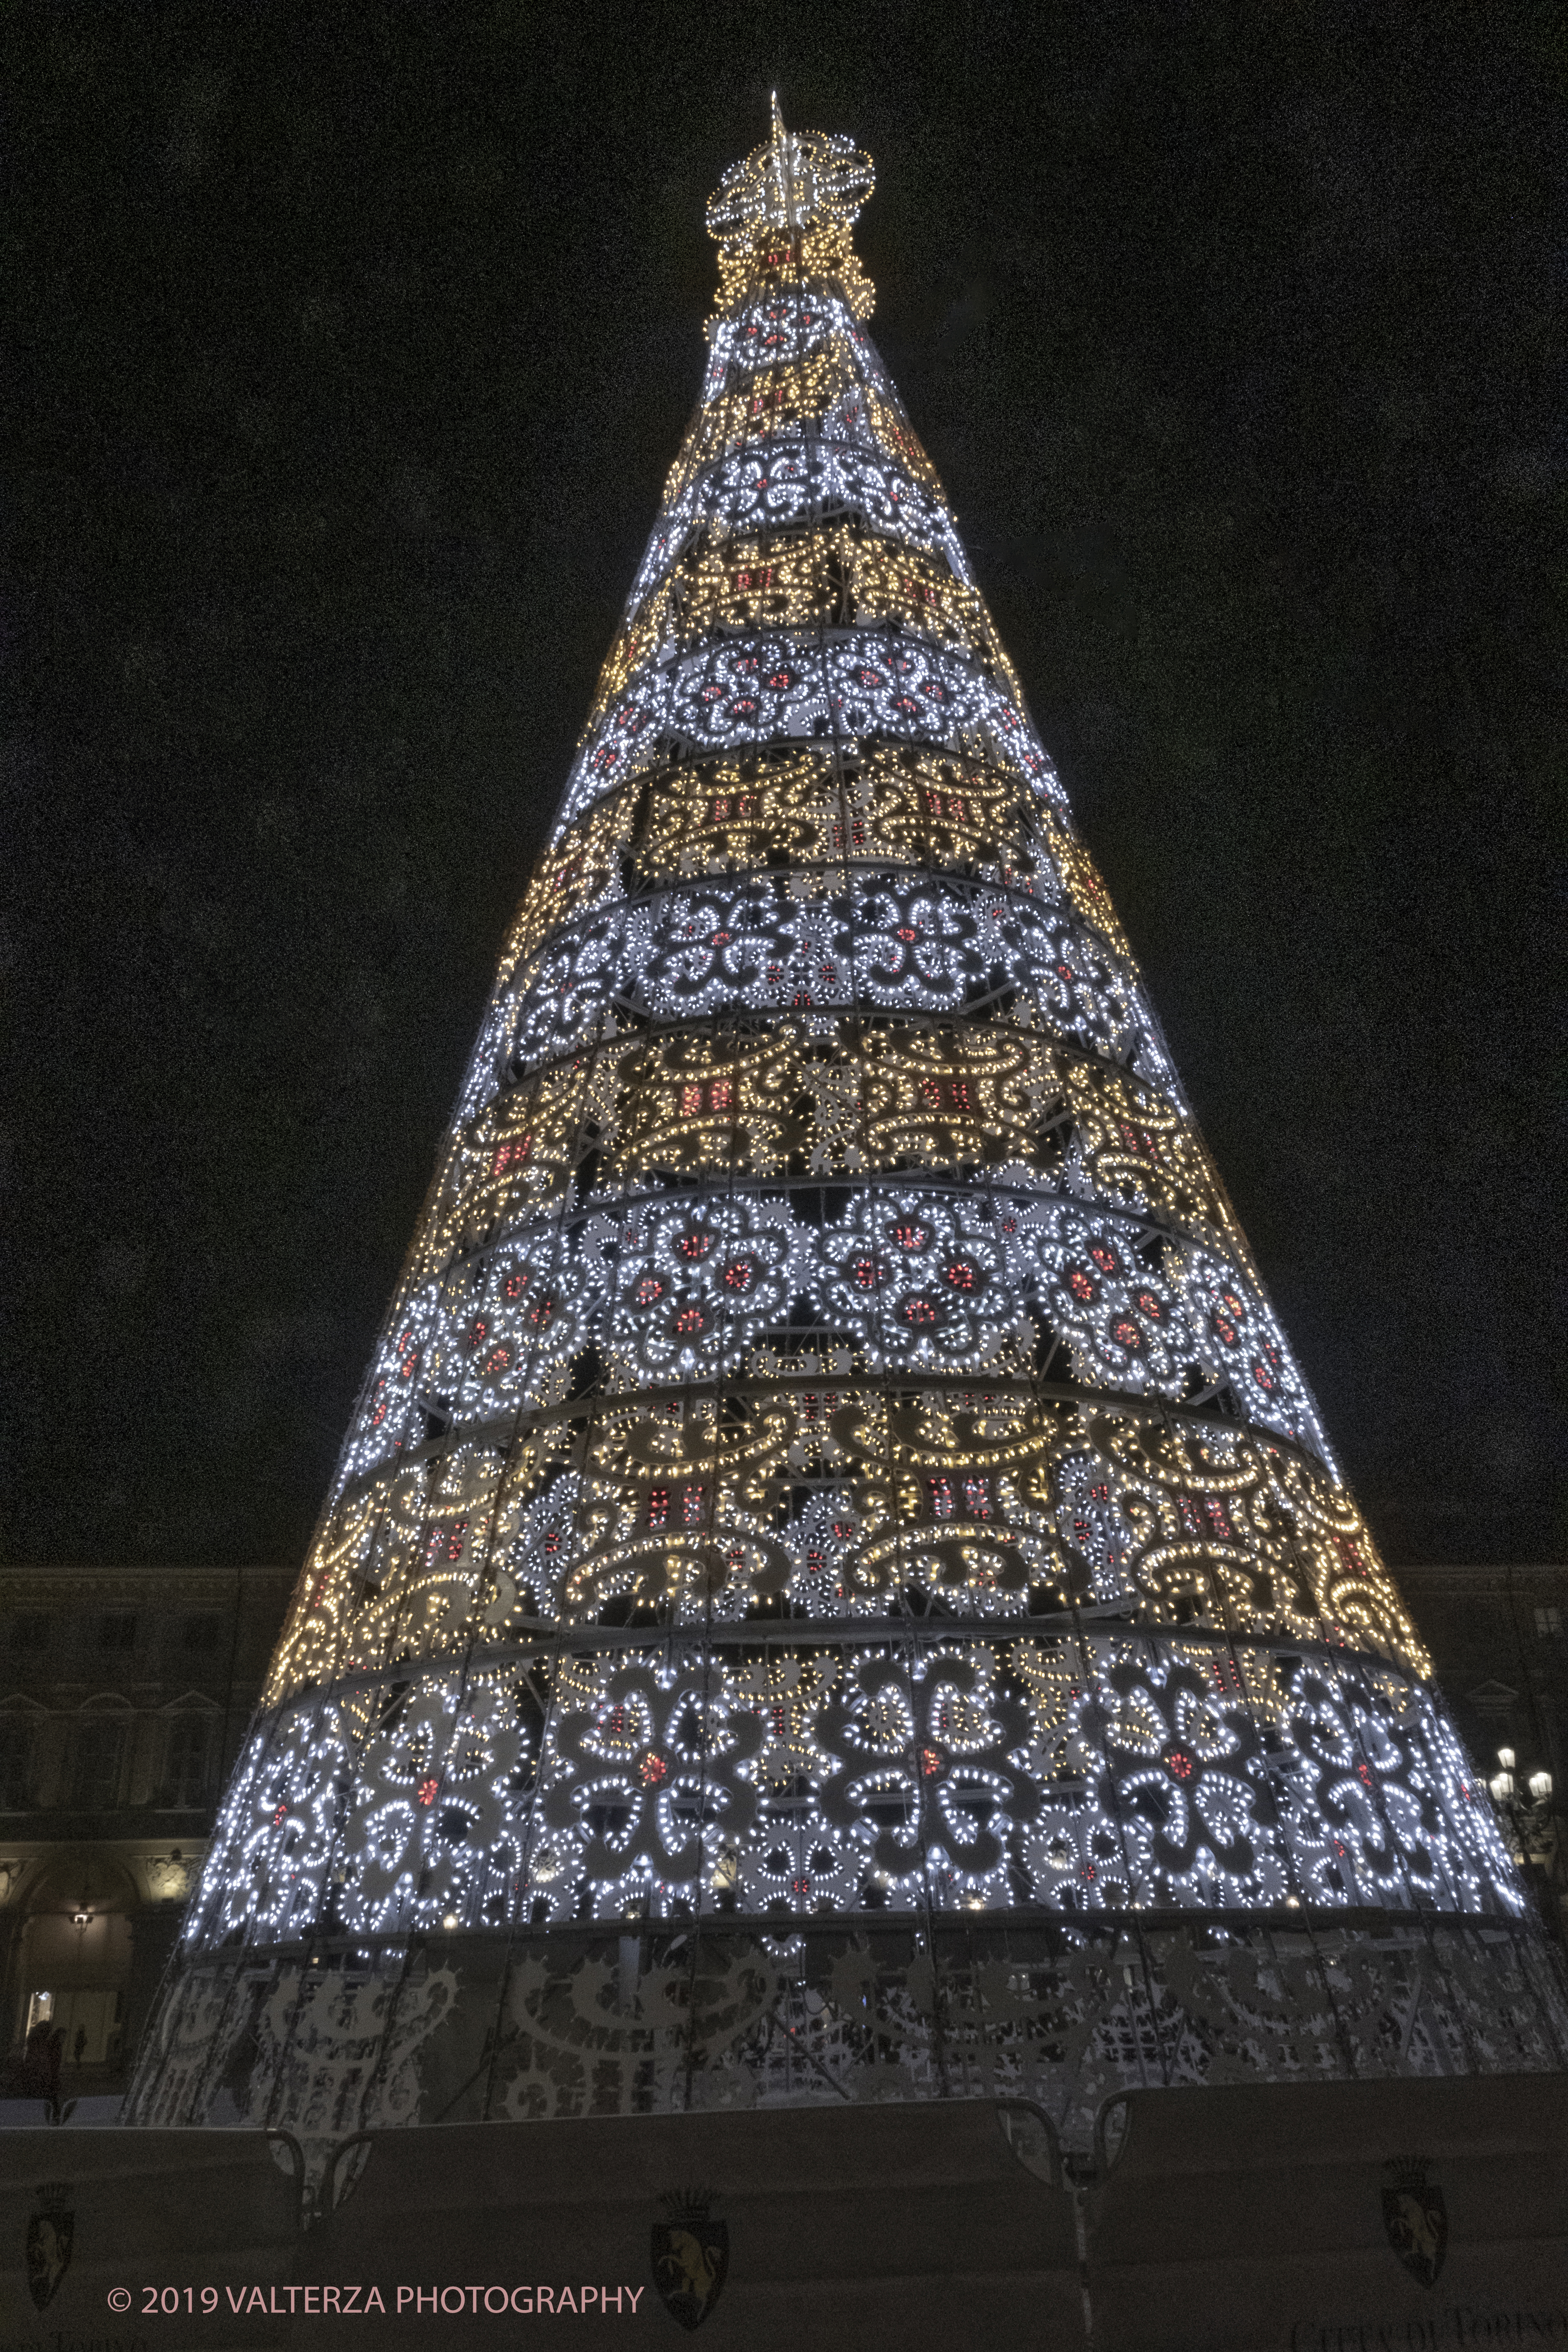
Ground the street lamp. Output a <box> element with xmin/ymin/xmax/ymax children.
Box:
<box><xmin>1489</xmin><ymin>1748</ymin><xmax>1555</xmax><ymax>1863</ymax></box>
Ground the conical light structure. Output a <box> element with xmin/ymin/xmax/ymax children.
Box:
<box><xmin>134</xmin><ymin>115</ymin><xmax>1552</xmax><ymax>2136</ymax></box>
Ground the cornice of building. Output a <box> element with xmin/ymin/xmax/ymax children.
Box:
<box><xmin>1395</xmin><ymin>1563</ymin><xmax>1567</xmax><ymax>1595</ymax></box>
<box><xmin>0</xmin><ymin>1564</ymin><xmax>294</xmax><ymax>1602</ymax></box>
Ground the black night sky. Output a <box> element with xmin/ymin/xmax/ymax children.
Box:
<box><xmin>6</xmin><ymin>3</ymin><xmax>1562</xmax><ymax>1575</ymax></box>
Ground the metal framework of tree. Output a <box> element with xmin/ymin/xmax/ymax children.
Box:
<box><xmin>132</xmin><ymin>109</ymin><xmax>1556</xmax><ymax>2136</ymax></box>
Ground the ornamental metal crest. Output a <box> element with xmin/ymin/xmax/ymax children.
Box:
<box><xmin>27</xmin><ymin>2182</ymin><xmax>74</xmax><ymax>2314</ymax></box>
<box><xmin>1382</xmin><ymin>2157</ymin><xmax>1447</xmax><ymax>2288</ymax></box>
<box><xmin>651</xmin><ymin>2188</ymin><xmax>728</xmax><ymax>2331</ymax></box>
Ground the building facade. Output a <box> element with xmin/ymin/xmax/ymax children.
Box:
<box><xmin>0</xmin><ymin>1565</ymin><xmax>292</xmax><ymax>2105</ymax></box>
<box><xmin>126</xmin><ymin>111</ymin><xmax>1566</xmax><ymax>2142</ymax></box>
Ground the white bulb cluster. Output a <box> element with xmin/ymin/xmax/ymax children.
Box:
<box><xmin>185</xmin><ymin>1637</ymin><xmax>1515</xmax><ymax>1949</ymax></box>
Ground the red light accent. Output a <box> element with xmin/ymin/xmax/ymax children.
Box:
<box><xmin>417</xmin><ymin>1779</ymin><xmax>439</xmax><ymax>1807</ymax></box>
<box><xmin>964</xmin><ymin>1477</ymin><xmax>992</xmax><ymax>1520</ymax></box>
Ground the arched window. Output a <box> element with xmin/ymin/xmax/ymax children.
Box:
<box><xmin>70</xmin><ymin>1716</ymin><xmax>127</xmax><ymax>1810</ymax></box>
<box><xmin>0</xmin><ymin>1714</ymin><xmax>36</xmax><ymax>1811</ymax></box>
<box><xmin>164</xmin><ymin>1715</ymin><xmax>212</xmax><ymax>1809</ymax></box>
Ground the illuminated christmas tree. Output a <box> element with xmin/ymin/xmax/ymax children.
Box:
<box><xmin>133</xmin><ymin>105</ymin><xmax>1559</xmax><ymax>2137</ymax></box>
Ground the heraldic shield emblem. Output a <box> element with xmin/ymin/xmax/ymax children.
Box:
<box><xmin>651</xmin><ymin>2188</ymin><xmax>728</xmax><ymax>2331</ymax></box>
<box><xmin>1382</xmin><ymin>2157</ymin><xmax>1447</xmax><ymax>2288</ymax></box>
<box><xmin>27</xmin><ymin>2183</ymin><xmax>75</xmax><ymax>2314</ymax></box>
